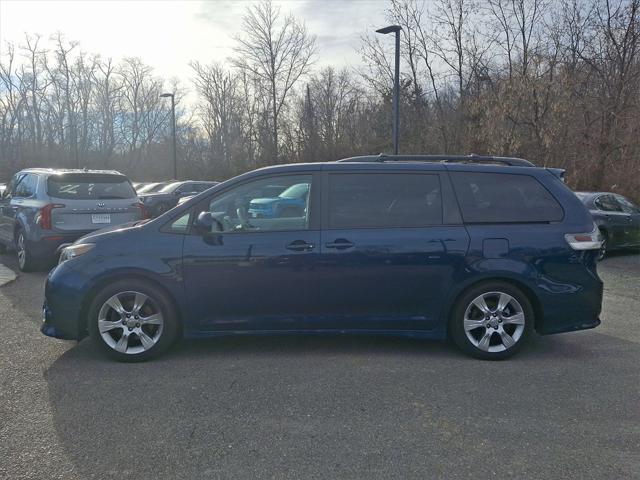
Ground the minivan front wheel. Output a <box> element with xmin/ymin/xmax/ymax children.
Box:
<box><xmin>88</xmin><ymin>279</ymin><xmax>179</xmax><ymax>362</ymax></box>
<box><xmin>450</xmin><ymin>282</ymin><xmax>534</xmax><ymax>360</ymax></box>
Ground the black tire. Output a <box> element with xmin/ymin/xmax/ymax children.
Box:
<box><xmin>15</xmin><ymin>229</ymin><xmax>42</xmax><ymax>272</ymax></box>
<box><xmin>449</xmin><ymin>281</ymin><xmax>535</xmax><ymax>360</ymax></box>
<box><xmin>88</xmin><ymin>279</ymin><xmax>180</xmax><ymax>362</ymax></box>
<box><xmin>597</xmin><ymin>230</ymin><xmax>608</xmax><ymax>261</ymax></box>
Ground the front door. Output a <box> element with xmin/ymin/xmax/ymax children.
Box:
<box><xmin>595</xmin><ymin>194</ymin><xmax>629</xmax><ymax>247</ymax></box>
<box><xmin>317</xmin><ymin>171</ymin><xmax>469</xmax><ymax>331</ymax></box>
<box><xmin>181</xmin><ymin>172</ymin><xmax>322</xmax><ymax>331</ymax></box>
<box><xmin>615</xmin><ymin>195</ymin><xmax>640</xmax><ymax>247</ymax></box>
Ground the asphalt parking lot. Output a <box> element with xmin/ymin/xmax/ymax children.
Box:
<box><xmin>0</xmin><ymin>252</ymin><xmax>638</xmax><ymax>480</ymax></box>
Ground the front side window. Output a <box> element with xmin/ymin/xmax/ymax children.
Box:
<box><xmin>169</xmin><ymin>212</ymin><xmax>192</xmax><ymax>233</ymax></box>
<box><xmin>47</xmin><ymin>174</ymin><xmax>136</xmax><ymax>200</ymax></box>
<box><xmin>614</xmin><ymin>195</ymin><xmax>639</xmax><ymax>214</ymax></box>
<box><xmin>450</xmin><ymin>172</ymin><xmax>564</xmax><ymax>223</ymax></box>
<box><xmin>327</xmin><ymin>173</ymin><xmax>442</xmax><ymax>229</ymax></box>
<box><xmin>196</xmin><ymin>174</ymin><xmax>313</xmax><ymax>233</ymax></box>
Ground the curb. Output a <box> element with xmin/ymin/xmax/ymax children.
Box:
<box><xmin>0</xmin><ymin>263</ymin><xmax>17</xmax><ymax>286</ymax></box>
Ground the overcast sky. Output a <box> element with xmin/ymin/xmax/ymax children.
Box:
<box><xmin>0</xmin><ymin>0</ymin><xmax>388</xmax><ymax>84</ymax></box>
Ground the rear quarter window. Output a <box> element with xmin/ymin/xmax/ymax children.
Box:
<box><xmin>47</xmin><ymin>174</ymin><xmax>136</xmax><ymax>200</ymax></box>
<box><xmin>450</xmin><ymin>172</ymin><xmax>563</xmax><ymax>223</ymax></box>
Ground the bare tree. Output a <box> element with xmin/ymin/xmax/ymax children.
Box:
<box><xmin>232</xmin><ymin>0</ymin><xmax>316</xmax><ymax>162</ymax></box>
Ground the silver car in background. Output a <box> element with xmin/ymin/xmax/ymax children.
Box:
<box><xmin>0</xmin><ymin>169</ymin><xmax>145</xmax><ymax>271</ymax></box>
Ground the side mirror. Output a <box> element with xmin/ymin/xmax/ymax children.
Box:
<box><xmin>194</xmin><ymin>211</ymin><xmax>223</xmax><ymax>235</ymax></box>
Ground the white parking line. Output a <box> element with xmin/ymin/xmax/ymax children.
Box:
<box><xmin>0</xmin><ymin>263</ymin><xmax>17</xmax><ymax>286</ymax></box>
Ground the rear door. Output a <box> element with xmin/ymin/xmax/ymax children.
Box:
<box><xmin>317</xmin><ymin>169</ymin><xmax>469</xmax><ymax>331</ymax></box>
<box><xmin>46</xmin><ymin>173</ymin><xmax>141</xmax><ymax>233</ymax></box>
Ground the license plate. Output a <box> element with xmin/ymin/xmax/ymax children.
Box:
<box><xmin>91</xmin><ymin>214</ymin><xmax>111</xmax><ymax>224</ymax></box>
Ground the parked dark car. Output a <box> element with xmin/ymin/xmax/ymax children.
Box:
<box><xmin>42</xmin><ymin>155</ymin><xmax>603</xmax><ymax>362</ymax></box>
<box><xmin>575</xmin><ymin>192</ymin><xmax>640</xmax><ymax>260</ymax></box>
<box><xmin>139</xmin><ymin>181</ymin><xmax>219</xmax><ymax>217</ymax></box>
<box><xmin>0</xmin><ymin>168</ymin><xmax>144</xmax><ymax>271</ymax></box>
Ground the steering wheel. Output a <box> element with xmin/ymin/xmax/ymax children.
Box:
<box><xmin>219</xmin><ymin>215</ymin><xmax>235</xmax><ymax>232</ymax></box>
<box><xmin>235</xmin><ymin>205</ymin><xmax>254</xmax><ymax>231</ymax></box>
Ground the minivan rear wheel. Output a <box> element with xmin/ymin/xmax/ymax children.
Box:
<box><xmin>450</xmin><ymin>281</ymin><xmax>534</xmax><ymax>360</ymax></box>
<box><xmin>88</xmin><ymin>279</ymin><xmax>180</xmax><ymax>362</ymax></box>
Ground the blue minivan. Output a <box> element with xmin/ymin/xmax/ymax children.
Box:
<box><xmin>41</xmin><ymin>155</ymin><xmax>604</xmax><ymax>361</ymax></box>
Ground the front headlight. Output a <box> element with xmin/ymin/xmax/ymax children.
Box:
<box><xmin>59</xmin><ymin>243</ymin><xmax>95</xmax><ymax>264</ymax></box>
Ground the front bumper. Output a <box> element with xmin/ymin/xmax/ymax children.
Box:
<box><xmin>41</xmin><ymin>304</ymin><xmax>77</xmax><ymax>340</ymax></box>
<box><xmin>40</xmin><ymin>262</ymin><xmax>89</xmax><ymax>340</ymax></box>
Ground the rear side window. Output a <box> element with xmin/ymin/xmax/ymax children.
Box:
<box><xmin>14</xmin><ymin>174</ymin><xmax>38</xmax><ymax>198</ymax></box>
<box><xmin>47</xmin><ymin>174</ymin><xmax>136</xmax><ymax>200</ymax></box>
<box><xmin>450</xmin><ymin>172</ymin><xmax>563</xmax><ymax>223</ymax></box>
<box><xmin>327</xmin><ymin>173</ymin><xmax>442</xmax><ymax>228</ymax></box>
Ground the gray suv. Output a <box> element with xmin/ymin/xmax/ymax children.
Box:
<box><xmin>0</xmin><ymin>169</ymin><xmax>144</xmax><ymax>271</ymax></box>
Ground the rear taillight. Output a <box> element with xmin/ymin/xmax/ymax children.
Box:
<box><xmin>565</xmin><ymin>224</ymin><xmax>603</xmax><ymax>250</ymax></box>
<box><xmin>37</xmin><ymin>204</ymin><xmax>65</xmax><ymax>230</ymax></box>
<box><xmin>132</xmin><ymin>202</ymin><xmax>150</xmax><ymax>219</ymax></box>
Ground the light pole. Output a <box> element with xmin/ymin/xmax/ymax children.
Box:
<box><xmin>160</xmin><ymin>92</ymin><xmax>177</xmax><ymax>180</ymax></box>
<box><xmin>376</xmin><ymin>25</ymin><xmax>402</xmax><ymax>155</ymax></box>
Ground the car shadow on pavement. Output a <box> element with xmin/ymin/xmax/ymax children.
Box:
<box><xmin>42</xmin><ymin>331</ymin><xmax>640</xmax><ymax>479</ymax></box>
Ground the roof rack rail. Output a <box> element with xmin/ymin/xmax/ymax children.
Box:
<box><xmin>337</xmin><ymin>153</ymin><xmax>535</xmax><ymax>167</ymax></box>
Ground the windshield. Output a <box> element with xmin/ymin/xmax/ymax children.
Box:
<box><xmin>279</xmin><ymin>183</ymin><xmax>309</xmax><ymax>199</ymax></box>
<box><xmin>138</xmin><ymin>183</ymin><xmax>166</xmax><ymax>194</ymax></box>
<box><xmin>159</xmin><ymin>182</ymin><xmax>182</xmax><ymax>193</ymax></box>
<box><xmin>47</xmin><ymin>174</ymin><xmax>136</xmax><ymax>200</ymax></box>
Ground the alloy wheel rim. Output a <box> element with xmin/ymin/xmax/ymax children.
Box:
<box><xmin>17</xmin><ymin>234</ymin><xmax>26</xmax><ymax>269</ymax></box>
<box><xmin>97</xmin><ymin>290</ymin><xmax>164</xmax><ymax>355</ymax></box>
<box><xmin>463</xmin><ymin>291</ymin><xmax>526</xmax><ymax>353</ymax></box>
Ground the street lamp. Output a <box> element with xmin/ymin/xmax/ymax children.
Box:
<box><xmin>160</xmin><ymin>92</ymin><xmax>177</xmax><ymax>180</ymax></box>
<box><xmin>376</xmin><ymin>25</ymin><xmax>402</xmax><ymax>155</ymax></box>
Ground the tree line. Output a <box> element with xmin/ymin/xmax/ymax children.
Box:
<box><xmin>1</xmin><ymin>0</ymin><xmax>639</xmax><ymax>201</ymax></box>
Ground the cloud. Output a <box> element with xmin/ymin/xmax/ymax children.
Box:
<box><xmin>0</xmin><ymin>0</ymin><xmax>387</xmax><ymax>79</ymax></box>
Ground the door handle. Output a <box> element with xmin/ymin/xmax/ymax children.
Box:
<box><xmin>286</xmin><ymin>240</ymin><xmax>314</xmax><ymax>252</ymax></box>
<box><xmin>325</xmin><ymin>239</ymin><xmax>355</xmax><ymax>250</ymax></box>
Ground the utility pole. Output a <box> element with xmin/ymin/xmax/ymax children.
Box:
<box><xmin>376</xmin><ymin>25</ymin><xmax>402</xmax><ymax>155</ymax></box>
<box><xmin>160</xmin><ymin>93</ymin><xmax>177</xmax><ymax>179</ymax></box>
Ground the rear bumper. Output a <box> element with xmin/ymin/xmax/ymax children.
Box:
<box><xmin>28</xmin><ymin>232</ymin><xmax>90</xmax><ymax>260</ymax></box>
<box><xmin>536</xmin><ymin>276</ymin><xmax>604</xmax><ymax>335</ymax></box>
